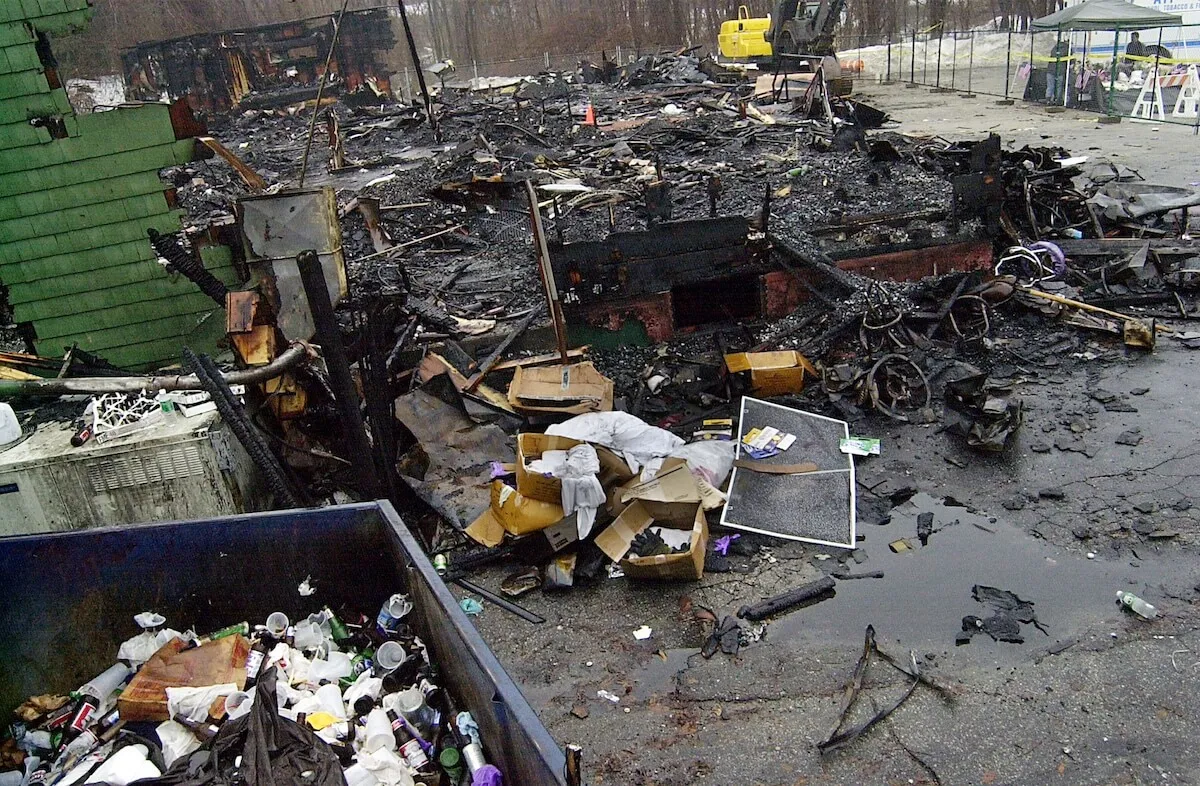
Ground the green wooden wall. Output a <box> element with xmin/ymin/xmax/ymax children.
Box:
<box><xmin>0</xmin><ymin>0</ymin><xmax>236</xmax><ymax>370</ymax></box>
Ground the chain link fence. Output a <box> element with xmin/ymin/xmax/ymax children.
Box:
<box><xmin>838</xmin><ymin>27</ymin><xmax>1200</xmax><ymax>133</ymax></box>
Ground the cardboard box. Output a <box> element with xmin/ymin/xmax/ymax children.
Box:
<box><xmin>508</xmin><ymin>362</ymin><xmax>614</xmax><ymax>415</ymax></box>
<box><xmin>594</xmin><ymin>499</ymin><xmax>708</xmax><ymax>581</ymax></box>
<box><xmin>516</xmin><ymin>433</ymin><xmax>583</xmax><ymax>503</ymax></box>
<box><xmin>620</xmin><ymin>461</ymin><xmax>727</xmax><ymax>512</ymax></box>
<box><xmin>118</xmin><ymin>635</ymin><xmax>249</xmax><ymax>722</ymax></box>
<box><xmin>724</xmin><ymin>351</ymin><xmax>817</xmax><ymax>397</ymax></box>
<box><xmin>466</xmin><ymin>481</ymin><xmax>566</xmax><ymax>546</ymax></box>
<box><xmin>516</xmin><ymin>433</ymin><xmax>635</xmax><ymax>504</ymax></box>
<box><xmin>514</xmin><ymin>514</ymin><xmax>581</xmax><ymax>564</ymax></box>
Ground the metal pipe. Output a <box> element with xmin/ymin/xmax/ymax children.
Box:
<box><xmin>910</xmin><ymin>28</ymin><xmax>917</xmax><ymax>84</ymax></box>
<box><xmin>1004</xmin><ymin>29</ymin><xmax>1012</xmax><ymax>99</ymax></box>
<box><xmin>0</xmin><ymin>343</ymin><xmax>309</xmax><ymax>397</ymax></box>
<box><xmin>951</xmin><ymin>32</ymin><xmax>957</xmax><ymax>90</ymax></box>
<box><xmin>452</xmin><ymin>578</ymin><xmax>545</xmax><ymax>624</ymax></box>
<box><xmin>936</xmin><ymin>29</ymin><xmax>943</xmax><ymax>87</ymax></box>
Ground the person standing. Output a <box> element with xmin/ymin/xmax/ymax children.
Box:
<box><xmin>1125</xmin><ymin>32</ymin><xmax>1146</xmax><ymax>61</ymax></box>
<box><xmin>1046</xmin><ymin>39</ymin><xmax>1070</xmax><ymax>103</ymax></box>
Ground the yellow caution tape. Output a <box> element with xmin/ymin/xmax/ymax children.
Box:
<box><xmin>1029</xmin><ymin>54</ymin><xmax>1078</xmax><ymax>63</ymax></box>
<box><xmin>1123</xmin><ymin>52</ymin><xmax>1200</xmax><ymax>66</ymax></box>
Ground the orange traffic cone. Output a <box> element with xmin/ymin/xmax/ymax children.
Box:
<box><xmin>584</xmin><ymin>103</ymin><xmax>596</xmax><ymax>126</ymax></box>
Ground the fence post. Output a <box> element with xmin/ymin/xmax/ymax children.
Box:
<box><xmin>932</xmin><ymin>28</ymin><xmax>944</xmax><ymax>91</ymax></box>
<box><xmin>923</xmin><ymin>30</ymin><xmax>929</xmax><ymax>85</ymax></box>
<box><xmin>950</xmin><ymin>32</ymin><xmax>958</xmax><ymax>90</ymax></box>
<box><xmin>473</xmin><ymin>60</ymin><xmax>479</xmax><ymax>80</ymax></box>
<box><xmin>545</xmin><ymin>51</ymin><xmax>550</xmax><ymax>69</ymax></box>
<box><xmin>617</xmin><ymin>45</ymin><xmax>622</xmax><ymax>63</ymax></box>
<box><xmin>885</xmin><ymin>37</ymin><xmax>893</xmax><ymax>83</ymax></box>
<box><xmin>962</xmin><ymin>30</ymin><xmax>976</xmax><ymax>97</ymax></box>
<box><xmin>909</xmin><ymin>28</ymin><xmax>918</xmax><ymax>87</ymax></box>
<box><xmin>998</xmin><ymin>29</ymin><xmax>1015</xmax><ymax>104</ymax></box>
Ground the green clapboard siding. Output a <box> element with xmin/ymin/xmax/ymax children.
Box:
<box><xmin>0</xmin><ymin>4</ymin><xmax>233</xmax><ymax>372</ymax></box>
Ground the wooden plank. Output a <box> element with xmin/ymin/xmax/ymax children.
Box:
<box><xmin>418</xmin><ymin>352</ymin><xmax>515</xmax><ymax>413</ymax></box>
<box><xmin>491</xmin><ymin>348</ymin><xmax>589</xmax><ymax>372</ymax></box>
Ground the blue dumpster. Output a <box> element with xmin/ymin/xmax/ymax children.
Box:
<box><xmin>0</xmin><ymin>501</ymin><xmax>568</xmax><ymax>785</ymax></box>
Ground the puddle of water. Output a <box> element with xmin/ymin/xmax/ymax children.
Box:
<box><xmin>768</xmin><ymin>493</ymin><xmax>1191</xmax><ymax>663</ymax></box>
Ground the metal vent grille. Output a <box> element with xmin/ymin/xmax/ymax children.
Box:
<box><xmin>87</xmin><ymin>445</ymin><xmax>205</xmax><ymax>493</ymax></box>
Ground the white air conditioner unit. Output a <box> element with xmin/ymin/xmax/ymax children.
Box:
<box><xmin>0</xmin><ymin>409</ymin><xmax>269</xmax><ymax>536</ymax></box>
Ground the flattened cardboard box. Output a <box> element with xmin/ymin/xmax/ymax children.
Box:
<box><xmin>595</xmin><ymin>500</ymin><xmax>708</xmax><ymax>581</ymax></box>
<box><xmin>118</xmin><ymin>635</ymin><xmax>249</xmax><ymax>722</ymax></box>
<box><xmin>725</xmin><ymin>351</ymin><xmax>817</xmax><ymax>397</ymax></box>
<box><xmin>619</xmin><ymin>460</ymin><xmax>727</xmax><ymax>511</ymax></box>
<box><xmin>508</xmin><ymin>362</ymin><xmax>615</xmax><ymax>415</ymax></box>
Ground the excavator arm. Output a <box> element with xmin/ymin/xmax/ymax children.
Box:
<box><xmin>767</xmin><ymin>0</ymin><xmax>801</xmax><ymax>44</ymax></box>
<box><xmin>812</xmin><ymin>0</ymin><xmax>845</xmax><ymax>39</ymax></box>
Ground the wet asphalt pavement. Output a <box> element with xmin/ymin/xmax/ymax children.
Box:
<box><xmin>454</xmin><ymin>84</ymin><xmax>1200</xmax><ymax>784</ymax></box>
<box><xmin>461</xmin><ymin>339</ymin><xmax>1199</xmax><ymax>785</ymax></box>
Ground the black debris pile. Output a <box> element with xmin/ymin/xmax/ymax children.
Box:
<box><xmin>958</xmin><ymin>585</ymin><xmax>1049</xmax><ymax>645</ymax></box>
<box><xmin>942</xmin><ymin>365</ymin><xmax>1024</xmax><ymax>452</ymax></box>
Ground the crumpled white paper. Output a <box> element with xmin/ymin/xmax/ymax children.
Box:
<box><xmin>558</xmin><ymin>444</ymin><xmax>606</xmax><ymax>538</ymax></box>
<box><xmin>83</xmin><ymin>743</ymin><xmax>161</xmax><ymax>784</ymax></box>
<box><xmin>355</xmin><ymin>749</ymin><xmax>416</xmax><ymax>786</ymax></box>
<box><xmin>116</xmin><ymin>628</ymin><xmax>186</xmax><ymax>668</ymax></box>
<box><xmin>342</xmin><ymin>671</ymin><xmax>384</xmax><ymax>708</ymax></box>
<box><xmin>166</xmin><ymin>683</ymin><xmax>239</xmax><ymax>723</ymax></box>
<box><xmin>155</xmin><ymin>720</ymin><xmax>202</xmax><ymax>769</ymax></box>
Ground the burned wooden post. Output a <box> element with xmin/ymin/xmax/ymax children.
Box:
<box><xmin>296</xmin><ymin>249</ymin><xmax>382</xmax><ymax>497</ymax></box>
<box><xmin>525</xmin><ymin>181</ymin><xmax>569</xmax><ymax>364</ymax></box>
<box><xmin>397</xmin><ymin>0</ymin><xmax>439</xmax><ymax>139</ymax></box>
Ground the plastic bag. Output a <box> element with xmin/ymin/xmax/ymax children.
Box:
<box><xmin>546</xmin><ymin>412</ymin><xmax>684</xmax><ymax>474</ymax></box>
<box><xmin>668</xmin><ymin>441</ymin><xmax>736</xmax><ymax>487</ymax></box>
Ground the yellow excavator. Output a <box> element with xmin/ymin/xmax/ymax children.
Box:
<box><xmin>719</xmin><ymin>0</ymin><xmax>845</xmax><ymax>64</ymax></box>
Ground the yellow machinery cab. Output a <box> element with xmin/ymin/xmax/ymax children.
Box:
<box><xmin>719</xmin><ymin>6</ymin><xmax>773</xmax><ymax>61</ymax></box>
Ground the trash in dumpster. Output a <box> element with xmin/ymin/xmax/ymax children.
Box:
<box><xmin>2</xmin><ymin>599</ymin><xmax>513</xmax><ymax>786</ymax></box>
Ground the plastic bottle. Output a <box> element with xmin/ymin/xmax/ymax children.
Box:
<box><xmin>79</xmin><ymin>663</ymin><xmax>132</xmax><ymax>705</ymax></box>
<box><xmin>1116</xmin><ymin>590</ymin><xmax>1158</xmax><ymax>619</ymax></box>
